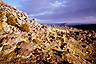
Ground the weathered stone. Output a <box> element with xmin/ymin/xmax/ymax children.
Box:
<box><xmin>0</xmin><ymin>1</ymin><xmax>96</xmax><ymax>64</ymax></box>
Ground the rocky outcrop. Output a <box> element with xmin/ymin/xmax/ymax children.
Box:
<box><xmin>0</xmin><ymin>1</ymin><xmax>96</xmax><ymax>64</ymax></box>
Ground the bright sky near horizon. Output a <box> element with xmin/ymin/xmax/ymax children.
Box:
<box><xmin>3</xmin><ymin>0</ymin><xmax>96</xmax><ymax>24</ymax></box>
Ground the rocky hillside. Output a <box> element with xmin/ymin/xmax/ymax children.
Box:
<box><xmin>0</xmin><ymin>0</ymin><xmax>96</xmax><ymax>64</ymax></box>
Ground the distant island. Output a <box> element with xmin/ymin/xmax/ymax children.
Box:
<box><xmin>60</xmin><ymin>22</ymin><xmax>72</xmax><ymax>25</ymax></box>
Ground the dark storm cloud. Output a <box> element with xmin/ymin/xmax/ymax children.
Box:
<box><xmin>19</xmin><ymin>0</ymin><xmax>56</xmax><ymax>14</ymax></box>
<box><xmin>19</xmin><ymin>0</ymin><xmax>96</xmax><ymax>23</ymax></box>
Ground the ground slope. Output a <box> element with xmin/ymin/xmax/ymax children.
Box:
<box><xmin>0</xmin><ymin>1</ymin><xmax>96</xmax><ymax>64</ymax></box>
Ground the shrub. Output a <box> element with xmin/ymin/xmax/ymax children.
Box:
<box><xmin>20</xmin><ymin>23</ymin><xmax>30</xmax><ymax>32</ymax></box>
<box><xmin>0</xmin><ymin>9</ymin><xmax>4</xmax><ymax>28</ymax></box>
<box><xmin>0</xmin><ymin>22</ymin><xmax>3</xmax><ymax>28</ymax></box>
<box><xmin>6</xmin><ymin>13</ymin><xmax>17</xmax><ymax>26</ymax></box>
<box><xmin>0</xmin><ymin>37</ymin><xmax>4</xmax><ymax>43</ymax></box>
<box><xmin>32</xmin><ymin>39</ymin><xmax>42</xmax><ymax>44</ymax></box>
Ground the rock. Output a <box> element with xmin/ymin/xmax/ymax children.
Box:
<box><xmin>0</xmin><ymin>1</ymin><xmax>96</xmax><ymax>64</ymax></box>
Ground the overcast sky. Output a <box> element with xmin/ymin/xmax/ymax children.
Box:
<box><xmin>3</xmin><ymin>0</ymin><xmax>96</xmax><ymax>24</ymax></box>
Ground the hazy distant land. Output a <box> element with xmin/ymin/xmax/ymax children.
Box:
<box><xmin>40</xmin><ymin>23</ymin><xmax>96</xmax><ymax>32</ymax></box>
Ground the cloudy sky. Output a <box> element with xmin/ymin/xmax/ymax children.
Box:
<box><xmin>3</xmin><ymin>0</ymin><xmax>96</xmax><ymax>24</ymax></box>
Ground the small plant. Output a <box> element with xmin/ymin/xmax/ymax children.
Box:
<box><xmin>6</xmin><ymin>13</ymin><xmax>17</xmax><ymax>26</ymax></box>
<box><xmin>0</xmin><ymin>37</ymin><xmax>2</xmax><ymax>43</ymax></box>
<box><xmin>0</xmin><ymin>37</ymin><xmax>3</xmax><ymax>47</ymax></box>
<box><xmin>0</xmin><ymin>37</ymin><xmax>4</xmax><ymax>44</ymax></box>
<box><xmin>32</xmin><ymin>39</ymin><xmax>42</xmax><ymax>44</ymax></box>
<box><xmin>41</xmin><ymin>25</ymin><xmax>48</xmax><ymax>28</ymax></box>
<box><xmin>0</xmin><ymin>9</ymin><xmax>4</xmax><ymax>22</ymax></box>
<box><xmin>20</xmin><ymin>23</ymin><xmax>30</xmax><ymax>32</ymax></box>
<box><xmin>0</xmin><ymin>9</ymin><xmax>4</xmax><ymax>28</ymax></box>
<box><xmin>0</xmin><ymin>22</ymin><xmax>3</xmax><ymax>28</ymax></box>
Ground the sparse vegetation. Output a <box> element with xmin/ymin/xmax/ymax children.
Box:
<box><xmin>6</xmin><ymin>13</ymin><xmax>17</xmax><ymax>26</ymax></box>
<box><xmin>20</xmin><ymin>23</ymin><xmax>30</xmax><ymax>32</ymax></box>
<box><xmin>32</xmin><ymin>39</ymin><xmax>41</xmax><ymax>44</ymax></box>
<box><xmin>41</xmin><ymin>24</ymin><xmax>48</xmax><ymax>28</ymax></box>
<box><xmin>0</xmin><ymin>1</ymin><xmax>96</xmax><ymax>64</ymax></box>
<box><xmin>0</xmin><ymin>37</ymin><xmax>3</xmax><ymax>43</ymax></box>
<box><xmin>0</xmin><ymin>37</ymin><xmax>4</xmax><ymax>47</ymax></box>
<box><xmin>0</xmin><ymin>9</ymin><xmax>4</xmax><ymax>28</ymax></box>
<box><xmin>0</xmin><ymin>22</ymin><xmax>3</xmax><ymax>28</ymax></box>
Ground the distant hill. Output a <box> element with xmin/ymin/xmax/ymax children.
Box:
<box><xmin>60</xmin><ymin>23</ymin><xmax>72</xmax><ymax>25</ymax></box>
<box><xmin>73</xmin><ymin>24</ymin><xmax>96</xmax><ymax>32</ymax></box>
